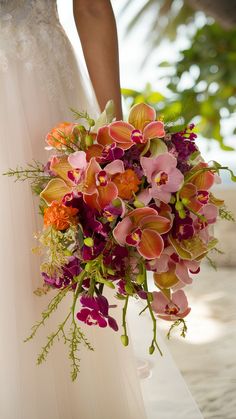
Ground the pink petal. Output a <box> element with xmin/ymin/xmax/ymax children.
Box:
<box><xmin>105</xmin><ymin>159</ymin><xmax>125</xmax><ymax>175</ymax></box>
<box><xmin>151</xmin><ymin>291</ymin><xmax>169</xmax><ymax>314</ymax></box>
<box><xmin>164</xmin><ymin>168</ymin><xmax>184</xmax><ymax>192</ymax></box>
<box><xmin>68</xmin><ymin>151</ymin><xmax>87</xmax><ymax>170</ymax></box>
<box><xmin>143</xmin><ymin>121</ymin><xmax>165</xmax><ymax>140</ymax></box>
<box><xmin>136</xmin><ymin>189</ymin><xmax>152</xmax><ymax>206</ymax></box>
<box><xmin>200</xmin><ymin>203</ymin><xmax>218</xmax><ymax>224</ymax></box>
<box><xmin>150</xmin><ymin>187</ymin><xmax>171</xmax><ymax>203</ymax></box>
<box><xmin>172</xmin><ymin>290</ymin><xmax>189</xmax><ymax>312</ymax></box>
<box><xmin>113</xmin><ymin>217</ymin><xmax>133</xmax><ymax>245</ymax></box>
<box><xmin>175</xmin><ymin>262</ymin><xmax>193</xmax><ymax>285</ymax></box>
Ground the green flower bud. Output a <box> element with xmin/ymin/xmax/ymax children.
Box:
<box><xmin>169</xmin><ymin>195</ymin><xmax>176</xmax><ymax>204</ymax></box>
<box><xmin>125</xmin><ymin>283</ymin><xmax>134</xmax><ymax>295</ymax></box>
<box><xmin>64</xmin><ymin>249</ymin><xmax>72</xmax><ymax>256</ymax></box>
<box><xmin>181</xmin><ymin>198</ymin><xmax>190</xmax><ymax>206</ymax></box>
<box><xmin>136</xmin><ymin>273</ymin><xmax>145</xmax><ymax>285</ymax></box>
<box><xmin>179</xmin><ymin>209</ymin><xmax>186</xmax><ymax>219</ymax></box>
<box><xmin>149</xmin><ymin>344</ymin><xmax>155</xmax><ymax>355</ymax></box>
<box><xmin>88</xmin><ymin>118</ymin><xmax>95</xmax><ymax>127</ymax></box>
<box><xmin>85</xmin><ymin>134</ymin><xmax>93</xmax><ymax>147</ymax></box>
<box><xmin>121</xmin><ymin>335</ymin><xmax>129</xmax><ymax>346</ymax></box>
<box><xmin>85</xmin><ymin>261</ymin><xmax>92</xmax><ymax>272</ymax></box>
<box><xmin>76</xmin><ymin>125</ymin><xmax>86</xmax><ymax>133</ymax></box>
<box><xmin>133</xmin><ymin>199</ymin><xmax>145</xmax><ymax>208</ymax></box>
<box><xmin>175</xmin><ymin>200</ymin><xmax>184</xmax><ymax>211</ymax></box>
<box><xmin>84</xmin><ymin>237</ymin><xmax>94</xmax><ymax>247</ymax></box>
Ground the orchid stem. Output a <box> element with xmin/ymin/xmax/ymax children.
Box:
<box><xmin>143</xmin><ymin>270</ymin><xmax>162</xmax><ymax>356</ymax></box>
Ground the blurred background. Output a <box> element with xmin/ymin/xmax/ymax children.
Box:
<box><xmin>57</xmin><ymin>1</ymin><xmax>236</xmax><ymax>418</ymax></box>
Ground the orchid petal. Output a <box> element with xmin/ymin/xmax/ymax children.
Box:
<box><xmin>113</xmin><ymin>217</ymin><xmax>133</xmax><ymax>245</ymax></box>
<box><xmin>84</xmin><ymin>157</ymin><xmax>101</xmax><ymax>195</ymax></box>
<box><xmin>97</xmin><ymin>125</ymin><xmax>114</xmax><ymax>146</ymax></box>
<box><xmin>50</xmin><ymin>155</ymin><xmax>73</xmax><ymax>184</ymax></box>
<box><xmin>128</xmin><ymin>103</ymin><xmax>156</xmax><ymax>131</ymax></box>
<box><xmin>68</xmin><ymin>151</ymin><xmax>87</xmax><ymax>170</ymax></box>
<box><xmin>140</xmin><ymin>214</ymin><xmax>171</xmax><ymax>234</ymax></box>
<box><xmin>143</xmin><ymin>121</ymin><xmax>165</xmax><ymax>140</ymax></box>
<box><xmin>105</xmin><ymin>159</ymin><xmax>125</xmax><ymax>175</ymax></box>
<box><xmin>109</xmin><ymin>121</ymin><xmax>133</xmax><ymax>144</ymax></box>
<box><xmin>40</xmin><ymin>178</ymin><xmax>71</xmax><ymax>205</ymax></box>
<box><xmin>138</xmin><ymin>229</ymin><xmax>164</xmax><ymax>259</ymax></box>
<box><xmin>97</xmin><ymin>182</ymin><xmax>118</xmax><ymax>209</ymax></box>
<box><xmin>128</xmin><ymin>207</ymin><xmax>158</xmax><ymax>225</ymax></box>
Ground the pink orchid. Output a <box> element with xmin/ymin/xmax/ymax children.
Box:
<box><xmin>108</xmin><ymin>103</ymin><xmax>165</xmax><ymax>150</ymax></box>
<box><xmin>151</xmin><ymin>290</ymin><xmax>191</xmax><ymax>320</ymax></box>
<box><xmin>113</xmin><ymin>207</ymin><xmax>171</xmax><ymax>260</ymax></box>
<box><xmin>148</xmin><ymin>245</ymin><xmax>200</xmax><ymax>288</ymax></box>
<box><xmin>140</xmin><ymin>153</ymin><xmax>184</xmax><ymax>203</ymax></box>
<box><xmin>83</xmin><ymin>158</ymin><xmax>125</xmax><ymax>211</ymax></box>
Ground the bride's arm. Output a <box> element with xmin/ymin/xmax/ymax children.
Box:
<box><xmin>73</xmin><ymin>0</ymin><xmax>123</xmax><ymax>119</ymax></box>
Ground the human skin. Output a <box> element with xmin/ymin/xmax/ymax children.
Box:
<box><xmin>73</xmin><ymin>0</ymin><xmax>123</xmax><ymax>119</ymax></box>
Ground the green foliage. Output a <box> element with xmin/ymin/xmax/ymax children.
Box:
<box><xmin>121</xmin><ymin>0</ymin><xmax>236</xmax><ymax>150</ymax></box>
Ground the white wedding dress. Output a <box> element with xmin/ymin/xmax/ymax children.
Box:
<box><xmin>0</xmin><ymin>1</ymin><xmax>203</xmax><ymax>418</ymax></box>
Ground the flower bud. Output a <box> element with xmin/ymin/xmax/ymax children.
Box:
<box><xmin>178</xmin><ymin>209</ymin><xmax>186</xmax><ymax>219</ymax></box>
<box><xmin>181</xmin><ymin>198</ymin><xmax>190</xmax><ymax>206</ymax></box>
<box><xmin>64</xmin><ymin>249</ymin><xmax>72</xmax><ymax>256</ymax></box>
<box><xmin>75</xmin><ymin>125</ymin><xmax>86</xmax><ymax>133</ymax></box>
<box><xmin>125</xmin><ymin>283</ymin><xmax>134</xmax><ymax>295</ymax></box>
<box><xmin>175</xmin><ymin>200</ymin><xmax>183</xmax><ymax>211</ymax></box>
<box><xmin>149</xmin><ymin>344</ymin><xmax>155</xmax><ymax>355</ymax></box>
<box><xmin>136</xmin><ymin>273</ymin><xmax>145</xmax><ymax>284</ymax></box>
<box><xmin>85</xmin><ymin>134</ymin><xmax>93</xmax><ymax>147</ymax></box>
<box><xmin>133</xmin><ymin>199</ymin><xmax>145</xmax><ymax>208</ymax></box>
<box><xmin>84</xmin><ymin>237</ymin><xmax>94</xmax><ymax>247</ymax></box>
<box><xmin>88</xmin><ymin>118</ymin><xmax>95</xmax><ymax>127</ymax></box>
<box><xmin>169</xmin><ymin>195</ymin><xmax>176</xmax><ymax>204</ymax></box>
<box><xmin>121</xmin><ymin>335</ymin><xmax>129</xmax><ymax>346</ymax></box>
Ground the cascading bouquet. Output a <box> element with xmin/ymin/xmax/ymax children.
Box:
<box><xmin>3</xmin><ymin>101</ymin><xmax>235</xmax><ymax>380</ymax></box>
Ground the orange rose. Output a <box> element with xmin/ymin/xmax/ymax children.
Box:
<box><xmin>112</xmin><ymin>169</ymin><xmax>141</xmax><ymax>200</ymax></box>
<box><xmin>46</xmin><ymin>122</ymin><xmax>76</xmax><ymax>149</ymax></box>
<box><xmin>43</xmin><ymin>201</ymin><xmax>79</xmax><ymax>231</ymax></box>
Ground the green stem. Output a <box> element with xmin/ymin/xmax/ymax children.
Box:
<box><xmin>143</xmin><ymin>270</ymin><xmax>162</xmax><ymax>356</ymax></box>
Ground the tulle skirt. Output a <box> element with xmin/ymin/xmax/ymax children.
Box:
<box><xmin>0</xmin><ymin>27</ymin><xmax>203</xmax><ymax>419</ymax></box>
<box><xmin>0</xmin><ymin>34</ymin><xmax>148</xmax><ymax>418</ymax></box>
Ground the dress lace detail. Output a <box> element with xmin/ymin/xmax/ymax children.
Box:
<box><xmin>0</xmin><ymin>0</ymin><xmax>75</xmax><ymax>99</ymax></box>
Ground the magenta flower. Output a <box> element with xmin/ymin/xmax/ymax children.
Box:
<box><xmin>140</xmin><ymin>153</ymin><xmax>184</xmax><ymax>203</ymax></box>
<box><xmin>76</xmin><ymin>295</ymin><xmax>118</xmax><ymax>331</ymax></box>
<box><xmin>151</xmin><ymin>290</ymin><xmax>191</xmax><ymax>320</ymax></box>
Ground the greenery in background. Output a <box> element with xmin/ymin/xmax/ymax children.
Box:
<box><xmin>121</xmin><ymin>0</ymin><xmax>236</xmax><ymax>150</ymax></box>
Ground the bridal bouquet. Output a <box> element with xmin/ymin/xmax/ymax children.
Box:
<box><xmin>3</xmin><ymin>101</ymin><xmax>235</xmax><ymax>380</ymax></box>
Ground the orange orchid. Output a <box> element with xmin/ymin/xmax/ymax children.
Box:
<box><xmin>113</xmin><ymin>207</ymin><xmax>171</xmax><ymax>259</ymax></box>
<box><xmin>83</xmin><ymin>158</ymin><xmax>125</xmax><ymax>211</ymax></box>
<box><xmin>96</xmin><ymin>103</ymin><xmax>165</xmax><ymax>151</ymax></box>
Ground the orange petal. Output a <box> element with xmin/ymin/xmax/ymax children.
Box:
<box><xmin>128</xmin><ymin>103</ymin><xmax>156</xmax><ymax>131</ymax></box>
<box><xmin>86</xmin><ymin>144</ymin><xmax>103</xmax><ymax>161</ymax></box>
<box><xmin>109</xmin><ymin>121</ymin><xmax>133</xmax><ymax>144</ymax></box>
<box><xmin>140</xmin><ymin>215</ymin><xmax>171</xmax><ymax>234</ymax></box>
<box><xmin>189</xmin><ymin>163</ymin><xmax>215</xmax><ymax>190</ymax></box>
<box><xmin>128</xmin><ymin>207</ymin><xmax>158</xmax><ymax>226</ymax></box>
<box><xmin>84</xmin><ymin>157</ymin><xmax>101</xmax><ymax>195</ymax></box>
<box><xmin>143</xmin><ymin>121</ymin><xmax>165</xmax><ymax>140</ymax></box>
<box><xmin>97</xmin><ymin>126</ymin><xmax>114</xmax><ymax>146</ymax></box>
<box><xmin>97</xmin><ymin>182</ymin><xmax>118</xmax><ymax>209</ymax></box>
<box><xmin>180</xmin><ymin>183</ymin><xmax>202</xmax><ymax>212</ymax></box>
<box><xmin>40</xmin><ymin>178</ymin><xmax>71</xmax><ymax>205</ymax></box>
<box><xmin>138</xmin><ymin>229</ymin><xmax>164</xmax><ymax>259</ymax></box>
<box><xmin>83</xmin><ymin>192</ymin><xmax>100</xmax><ymax>211</ymax></box>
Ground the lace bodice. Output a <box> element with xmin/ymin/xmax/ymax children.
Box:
<box><xmin>0</xmin><ymin>0</ymin><xmax>76</xmax><ymax>99</ymax></box>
